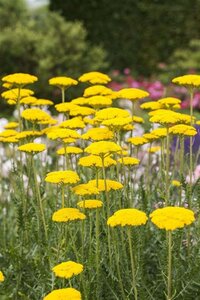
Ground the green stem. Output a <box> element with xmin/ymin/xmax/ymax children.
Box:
<box><xmin>61</xmin><ymin>184</ymin><xmax>65</xmax><ymax>208</ymax></box>
<box><xmin>127</xmin><ymin>227</ymin><xmax>138</xmax><ymax>300</ymax></box>
<box><xmin>61</xmin><ymin>87</ymin><xmax>65</xmax><ymax>103</ymax></box>
<box><xmin>189</xmin><ymin>89</ymin><xmax>194</xmax><ymax>208</ymax></box>
<box><xmin>167</xmin><ymin>231</ymin><xmax>172</xmax><ymax>300</ymax></box>
<box><xmin>32</xmin><ymin>155</ymin><xmax>48</xmax><ymax>241</ymax></box>
<box><xmin>165</xmin><ymin>126</ymin><xmax>170</xmax><ymax>206</ymax></box>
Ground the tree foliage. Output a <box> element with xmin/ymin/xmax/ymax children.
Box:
<box><xmin>0</xmin><ymin>0</ymin><xmax>107</xmax><ymax>98</ymax></box>
<box><xmin>49</xmin><ymin>0</ymin><xmax>200</xmax><ymax>75</ymax></box>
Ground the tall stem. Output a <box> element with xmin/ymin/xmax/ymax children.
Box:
<box><xmin>189</xmin><ymin>89</ymin><xmax>194</xmax><ymax>208</ymax></box>
<box><xmin>32</xmin><ymin>155</ymin><xmax>48</xmax><ymax>241</ymax></box>
<box><xmin>167</xmin><ymin>231</ymin><xmax>172</xmax><ymax>300</ymax></box>
<box><xmin>127</xmin><ymin>227</ymin><xmax>138</xmax><ymax>300</ymax></box>
<box><xmin>165</xmin><ymin>126</ymin><xmax>170</xmax><ymax>206</ymax></box>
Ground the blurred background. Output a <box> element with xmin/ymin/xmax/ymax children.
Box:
<box><xmin>1</xmin><ymin>0</ymin><xmax>200</xmax><ymax>106</ymax></box>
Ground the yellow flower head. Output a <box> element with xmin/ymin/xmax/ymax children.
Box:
<box><xmin>52</xmin><ymin>208</ymin><xmax>86</xmax><ymax>222</ymax></box>
<box><xmin>172</xmin><ymin>180</ymin><xmax>181</xmax><ymax>187</ymax></box>
<box><xmin>0</xmin><ymin>130</ymin><xmax>18</xmax><ymax>138</ymax></box>
<box><xmin>117</xmin><ymin>157</ymin><xmax>140</xmax><ymax>166</ymax></box>
<box><xmin>172</xmin><ymin>74</ymin><xmax>200</xmax><ymax>88</ymax></box>
<box><xmin>21</xmin><ymin>108</ymin><xmax>51</xmax><ymax>123</ymax></box>
<box><xmin>2</xmin><ymin>73</ymin><xmax>38</xmax><ymax>86</ymax></box>
<box><xmin>20</xmin><ymin>96</ymin><xmax>37</xmax><ymax>105</ymax></box>
<box><xmin>45</xmin><ymin>170</ymin><xmax>80</xmax><ymax>185</ymax></box>
<box><xmin>147</xmin><ymin>146</ymin><xmax>161</xmax><ymax>153</ymax></box>
<box><xmin>15</xmin><ymin>130</ymin><xmax>43</xmax><ymax>140</ymax></box>
<box><xmin>78</xmin><ymin>155</ymin><xmax>116</xmax><ymax>168</ymax></box>
<box><xmin>43</xmin><ymin>288</ymin><xmax>81</xmax><ymax>300</ymax></box>
<box><xmin>84</xmin><ymin>95</ymin><xmax>112</xmax><ymax>108</ymax></box>
<box><xmin>79</xmin><ymin>71</ymin><xmax>111</xmax><ymax>84</ymax></box>
<box><xmin>18</xmin><ymin>143</ymin><xmax>46</xmax><ymax>153</ymax></box>
<box><xmin>49</xmin><ymin>76</ymin><xmax>78</xmax><ymax>88</ymax></box>
<box><xmin>0</xmin><ymin>136</ymin><xmax>19</xmax><ymax>143</ymax></box>
<box><xmin>31</xmin><ymin>99</ymin><xmax>54</xmax><ymax>106</ymax></box>
<box><xmin>94</xmin><ymin>107</ymin><xmax>130</xmax><ymax>122</ymax></box>
<box><xmin>57</xmin><ymin>146</ymin><xmax>83</xmax><ymax>156</ymax></box>
<box><xmin>0</xmin><ymin>271</ymin><xmax>5</xmax><ymax>282</ymax></box>
<box><xmin>150</xmin><ymin>128</ymin><xmax>167</xmax><ymax>138</ymax></box>
<box><xmin>140</xmin><ymin>101</ymin><xmax>162</xmax><ymax>111</ymax></box>
<box><xmin>77</xmin><ymin>199</ymin><xmax>103</xmax><ymax>209</ymax></box>
<box><xmin>47</xmin><ymin>128</ymin><xmax>80</xmax><ymax>140</ymax></box>
<box><xmin>132</xmin><ymin>116</ymin><xmax>144</xmax><ymax>123</ymax></box>
<box><xmin>55</xmin><ymin>102</ymin><xmax>77</xmax><ymax>113</ymax></box>
<box><xmin>117</xmin><ymin>88</ymin><xmax>149</xmax><ymax>101</ymax></box>
<box><xmin>88</xmin><ymin>179</ymin><xmax>123</xmax><ymax>192</ymax></box>
<box><xmin>81</xmin><ymin>127</ymin><xmax>114</xmax><ymax>141</ymax></box>
<box><xmin>150</xmin><ymin>207</ymin><xmax>195</xmax><ymax>230</ymax></box>
<box><xmin>85</xmin><ymin>141</ymin><xmax>122</xmax><ymax>156</ymax></box>
<box><xmin>1</xmin><ymin>88</ymin><xmax>34</xmax><ymax>100</ymax></box>
<box><xmin>143</xmin><ymin>133</ymin><xmax>158</xmax><ymax>142</ymax></box>
<box><xmin>72</xmin><ymin>183</ymin><xmax>99</xmax><ymax>196</ymax></box>
<box><xmin>52</xmin><ymin>261</ymin><xmax>83</xmax><ymax>279</ymax></box>
<box><xmin>84</xmin><ymin>85</ymin><xmax>112</xmax><ymax>97</ymax></box>
<box><xmin>69</xmin><ymin>105</ymin><xmax>95</xmax><ymax>117</ymax></box>
<box><xmin>127</xmin><ymin>136</ymin><xmax>148</xmax><ymax>146</ymax></box>
<box><xmin>158</xmin><ymin>97</ymin><xmax>181</xmax><ymax>109</ymax></box>
<box><xmin>59</xmin><ymin>117</ymin><xmax>85</xmax><ymax>129</ymax></box>
<box><xmin>102</xmin><ymin>117</ymin><xmax>132</xmax><ymax>129</ymax></box>
<box><xmin>71</xmin><ymin>97</ymin><xmax>88</xmax><ymax>106</ymax></box>
<box><xmin>149</xmin><ymin>109</ymin><xmax>180</xmax><ymax>124</ymax></box>
<box><xmin>169</xmin><ymin>124</ymin><xmax>197</xmax><ymax>136</ymax></box>
<box><xmin>107</xmin><ymin>208</ymin><xmax>148</xmax><ymax>227</ymax></box>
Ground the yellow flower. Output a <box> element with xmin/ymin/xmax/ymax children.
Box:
<box><xmin>83</xmin><ymin>85</ymin><xmax>112</xmax><ymax>97</ymax></box>
<box><xmin>49</xmin><ymin>76</ymin><xmax>78</xmax><ymax>88</ymax></box>
<box><xmin>149</xmin><ymin>109</ymin><xmax>180</xmax><ymax>124</ymax></box>
<box><xmin>85</xmin><ymin>141</ymin><xmax>122</xmax><ymax>156</ymax></box>
<box><xmin>45</xmin><ymin>170</ymin><xmax>80</xmax><ymax>185</ymax></box>
<box><xmin>1</xmin><ymin>88</ymin><xmax>34</xmax><ymax>100</ymax></box>
<box><xmin>79</xmin><ymin>71</ymin><xmax>111</xmax><ymax>84</ymax></box>
<box><xmin>59</xmin><ymin>117</ymin><xmax>85</xmax><ymax>129</ymax></box>
<box><xmin>83</xmin><ymin>117</ymin><xmax>96</xmax><ymax>126</ymax></box>
<box><xmin>52</xmin><ymin>261</ymin><xmax>83</xmax><ymax>279</ymax></box>
<box><xmin>84</xmin><ymin>95</ymin><xmax>112</xmax><ymax>108</ymax></box>
<box><xmin>55</xmin><ymin>102</ymin><xmax>77</xmax><ymax>113</ymax></box>
<box><xmin>150</xmin><ymin>128</ymin><xmax>167</xmax><ymax>138</ymax></box>
<box><xmin>4</xmin><ymin>122</ymin><xmax>19</xmax><ymax>129</ymax></box>
<box><xmin>88</xmin><ymin>179</ymin><xmax>123</xmax><ymax>192</ymax></box>
<box><xmin>2</xmin><ymin>73</ymin><xmax>38</xmax><ymax>86</ymax></box>
<box><xmin>172</xmin><ymin>74</ymin><xmax>200</xmax><ymax>88</ymax></box>
<box><xmin>77</xmin><ymin>199</ymin><xmax>103</xmax><ymax>209</ymax></box>
<box><xmin>21</xmin><ymin>108</ymin><xmax>51</xmax><ymax>122</ymax></box>
<box><xmin>71</xmin><ymin>97</ymin><xmax>88</xmax><ymax>106</ymax></box>
<box><xmin>102</xmin><ymin>117</ymin><xmax>132</xmax><ymax>129</ymax></box>
<box><xmin>127</xmin><ymin>136</ymin><xmax>148</xmax><ymax>146</ymax></box>
<box><xmin>57</xmin><ymin>146</ymin><xmax>83</xmax><ymax>155</ymax></box>
<box><xmin>31</xmin><ymin>99</ymin><xmax>54</xmax><ymax>106</ymax></box>
<box><xmin>18</xmin><ymin>143</ymin><xmax>46</xmax><ymax>153</ymax></box>
<box><xmin>172</xmin><ymin>180</ymin><xmax>181</xmax><ymax>187</ymax></box>
<box><xmin>140</xmin><ymin>101</ymin><xmax>162</xmax><ymax>111</ymax></box>
<box><xmin>81</xmin><ymin>127</ymin><xmax>114</xmax><ymax>141</ymax></box>
<box><xmin>47</xmin><ymin>128</ymin><xmax>81</xmax><ymax>140</ymax></box>
<box><xmin>52</xmin><ymin>208</ymin><xmax>86</xmax><ymax>222</ymax></box>
<box><xmin>0</xmin><ymin>271</ymin><xmax>5</xmax><ymax>282</ymax></box>
<box><xmin>20</xmin><ymin>96</ymin><xmax>38</xmax><ymax>105</ymax></box>
<box><xmin>117</xmin><ymin>157</ymin><xmax>140</xmax><ymax>166</ymax></box>
<box><xmin>107</xmin><ymin>208</ymin><xmax>148</xmax><ymax>227</ymax></box>
<box><xmin>147</xmin><ymin>146</ymin><xmax>161</xmax><ymax>153</ymax></box>
<box><xmin>69</xmin><ymin>105</ymin><xmax>95</xmax><ymax>117</ymax></box>
<box><xmin>169</xmin><ymin>124</ymin><xmax>197</xmax><ymax>136</ymax></box>
<box><xmin>143</xmin><ymin>133</ymin><xmax>158</xmax><ymax>142</ymax></box>
<box><xmin>0</xmin><ymin>130</ymin><xmax>18</xmax><ymax>138</ymax></box>
<box><xmin>72</xmin><ymin>183</ymin><xmax>99</xmax><ymax>196</ymax></box>
<box><xmin>0</xmin><ymin>136</ymin><xmax>19</xmax><ymax>143</ymax></box>
<box><xmin>78</xmin><ymin>155</ymin><xmax>116</xmax><ymax>168</ymax></box>
<box><xmin>132</xmin><ymin>116</ymin><xmax>144</xmax><ymax>123</ymax></box>
<box><xmin>43</xmin><ymin>288</ymin><xmax>81</xmax><ymax>300</ymax></box>
<box><xmin>15</xmin><ymin>130</ymin><xmax>43</xmax><ymax>140</ymax></box>
<box><xmin>94</xmin><ymin>107</ymin><xmax>130</xmax><ymax>122</ymax></box>
<box><xmin>157</xmin><ymin>97</ymin><xmax>181</xmax><ymax>108</ymax></box>
<box><xmin>150</xmin><ymin>207</ymin><xmax>195</xmax><ymax>230</ymax></box>
<box><xmin>117</xmin><ymin>88</ymin><xmax>149</xmax><ymax>100</ymax></box>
